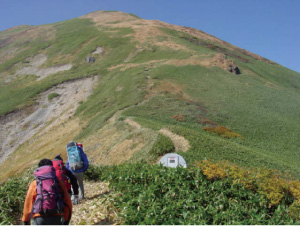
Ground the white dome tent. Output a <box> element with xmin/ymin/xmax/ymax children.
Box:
<box><xmin>159</xmin><ymin>153</ymin><xmax>187</xmax><ymax>168</ymax></box>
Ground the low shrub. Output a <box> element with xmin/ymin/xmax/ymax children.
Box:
<box><xmin>203</xmin><ymin>125</ymin><xmax>242</xmax><ymax>138</ymax></box>
<box><xmin>0</xmin><ymin>168</ymin><xmax>34</xmax><ymax>225</ymax></box>
<box><xmin>47</xmin><ymin>93</ymin><xmax>60</xmax><ymax>101</ymax></box>
<box><xmin>87</xmin><ymin>163</ymin><xmax>300</xmax><ymax>224</ymax></box>
<box><xmin>198</xmin><ymin>160</ymin><xmax>300</xmax><ymax>209</ymax></box>
<box><xmin>172</xmin><ymin>114</ymin><xmax>184</xmax><ymax>122</ymax></box>
<box><xmin>150</xmin><ymin>134</ymin><xmax>175</xmax><ymax>156</ymax></box>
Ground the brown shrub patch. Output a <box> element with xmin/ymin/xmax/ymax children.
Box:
<box><xmin>196</xmin><ymin>117</ymin><xmax>217</xmax><ymax>126</ymax></box>
<box><xmin>172</xmin><ymin>114</ymin><xmax>184</xmax><ymax>122</ymax></box>
<box><xmin>203</xmin><ymin>125</ymin><xmax>242</xmax><ymax>138</ymax></box>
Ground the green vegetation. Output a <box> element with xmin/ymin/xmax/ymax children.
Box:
<box><xmin>0</xmin><ymin>17</ymin><xmax>136</xmax><ymax>116</ymax></box>
<box><xmin>47</xmin><ymin>92</ymin><xmax>59</xmax><ymax>101</ymax></box>
<box><xmin>121</xmin><ymin>63</ymin><xmax>300</xmax><ymax>178</ymax></box>
<box><xmin>1</xmin><ymin>14</ymin><xmax>293</xmax><ymax>178</ymax></box>
<box><xmin>1</xmin><ymin>12</ymin><xmax>300</xmax><ymax>218</ymax></box>
<box><xmin>0</xmin><ymin>169</ymin><xmax>33</xmax><ymax>225</ymax></box>
<box><xmin>129</xmin><ymin>46</ymin><xmax>190</xmax><ymax>63</ymax></box>
<box><xmin>85</xmin><ymin>164</ymin><xmax>300</xmax><ymax>225</ymax></box>
<box><xmin>150</xmin><ymin>134</ymin><xmax>175</xmax><ymax>156</ymax></box>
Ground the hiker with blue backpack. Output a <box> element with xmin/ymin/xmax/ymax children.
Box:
<box><xmin>66</xmin><ymin>142</ymin><xmax>89</xmax><ymax>200</ymax></box>
<box><xmin>22</xmin><ymin>159</ymin><xmax>72</xmax><ymax>225</ymax></box>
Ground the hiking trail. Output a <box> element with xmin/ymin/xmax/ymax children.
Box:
<box><xmin>70</xmin><ymin>181</ymin><xmax>122</xmax><ymax>225</ymax></box>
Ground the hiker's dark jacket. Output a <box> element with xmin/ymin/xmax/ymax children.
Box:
<box><xmin>65</xmin><ymin>167</ymin><xmax>79</xmax><ymax>195</ymax></box>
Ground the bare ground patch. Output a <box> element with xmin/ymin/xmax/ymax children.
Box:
<box><xmin>0</xmin><ymin>76</ymin><xmax>98</xmax><ymax>167</ymax></box>
<box><xmin>82</xmin><ymin>112</ymin><xmax>152</xmax><ymax>166</ymax></box>
<box><xmin>16</xmin><ymin>54</ymin><xmax>72</xmax><ymax>81</ymax></box>
<box><xmin>159</xmin><ymin>128</ymin><xmax>190</xmax><ymax>152</ymax></box>
<box><xmin>82</xmin><ymin>11</ymin><xmax>190</xmax><ymax>52</ymax></box>
<box><xmin>0</xmin><ymin>117</ymin><xmax>82</xmax><ymax>182</ymax></box>
<box><xmin>109</xmin><ymin>53</ymin><xmax>239</xmax><ymax>75</ymax></box>
<box><xmin>124</xmin><ymin>118</ymin><xmax>141</xmax><ymax>129</ymax></box>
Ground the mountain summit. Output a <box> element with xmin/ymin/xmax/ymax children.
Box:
<box><xmin>1</xmin><ymin>10</ymin><xmax>300</xmax><ymax>181</ymax></box>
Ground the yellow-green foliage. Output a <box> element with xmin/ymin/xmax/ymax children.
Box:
<box><xmin>290</xmin><ymin>181</ymin><xmax>300</xmax><ymax>200</ymax></box>
<box><xmin>197</xmin><ymin>161</ymin><xmax>226</xmax><ymax>180</ymax></box>
<box><xmin>197</xmin><ymin>160</ymin><xmax>300</xmax><ymax>215</ymax></box>
<box><xmin>228</xmin><ymin>165</ymin><xmax>257</xmax><ymax>191</ymax></box>
<box><xmin>255</xmin><ymin>171</ymin><xmax>288</xmax><ymax>206</ymax></box>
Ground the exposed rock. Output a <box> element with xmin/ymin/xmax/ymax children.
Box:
<box><xmin>86</xmin><ymin>56</ymin><xmax>95</xmax><ymax>63</ymax></box>
<box><xmin>233</xmin><ymin>66</ymin><xmax>241</xmax><ymax>74</ymax></box>
<box><xmin>213</xmin><ymin>53</ymin><xmax>241</xmax><ymax>75</ymax></box>
<box><xmin>92</xmin><ymin>46</ymin><xmax>103</xmax><ymax>55</ymax></box>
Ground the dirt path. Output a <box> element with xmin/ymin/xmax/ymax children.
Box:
<box><xmin>159</xmin><ymin>128</ymin><xmax>190</xmax><ymax>152</ymax></box>
<box><xmin>70</xmin><ymin>181</ymin><xmax>122</xmax><ymax>225</ymax></box>
<box><xmin>123</xmin><ymin>117</ymin><xmax>190</xmax><ymax>152</ymax></box>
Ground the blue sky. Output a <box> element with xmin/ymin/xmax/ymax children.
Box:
<box><xmin>1</xmin><ymin>0</ymin><xmax>299</xmax><ymax>73</ymax></box>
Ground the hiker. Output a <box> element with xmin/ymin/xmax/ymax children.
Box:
<box><xmin>66</xmin><ymin>141</ymin><xmax>89</xmax><ymax>200</ymax></box>
<box><xmin>22</xmin><ymin>159</ymin><xmax>72</xmax><ymax>225</ymax></box>
<box><xmin>53</xmin><ymin>154</ymin><xmax>80</xmax><ymax>205</ymax></box>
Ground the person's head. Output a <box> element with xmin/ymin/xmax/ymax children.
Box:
<box><xmin>54</xmin><ymin>154</ymin><xmax>63</xmax><ymax>161</ymax></box>
<box><xmin>38</xmin><ymin>159</ymin><xmax>53</xmax><ymax>167</ymax></box>
<box><xmin>77</xmin><ymin>143</ymin><xmax>83</xmax><ymax>148</ymax></box>
<box><xmin>67</xmin><ymin>141</ymin><xmax>77</xmax><ymax>148</ymax></box>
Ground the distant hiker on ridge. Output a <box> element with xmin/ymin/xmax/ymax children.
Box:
<box><xmin>66</xmin><ymin>141</ymin><xmax>89</xmax><ymax>200</ymax></box>
<box><xmin>53</xmin><ymin>154</ymin><xmax>80</xmax><ymax>205</ymax></box>
<box><xmin>22</xmin><ymin>159</ymin><xmax>72</xmax><ymax>225</ymax></box>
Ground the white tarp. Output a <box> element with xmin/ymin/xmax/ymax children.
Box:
<box><xmin>159</xmin><ymin>153</ymin><xmax>187</xmax><ymax>168</ymax></box>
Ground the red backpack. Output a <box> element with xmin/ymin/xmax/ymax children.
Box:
<box><xmin>52</xmin><ymin>160</ymin><xmax>71</xmax><ymax>191</ymax></box>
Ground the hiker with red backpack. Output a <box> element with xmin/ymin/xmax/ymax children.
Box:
<box><xmin>53</xmin><ymin>154</ymin><xmax>79</xmax><ymax>205</ymax></box>
<box><xmin>66</xmin><ymin>142</ymin><xmax>89</xmax><ymax>200</ymax></box>
<box><xmin>22</xmin><ymin>159</ymin><xmax>72</xmax><ymax>225</ymax></box>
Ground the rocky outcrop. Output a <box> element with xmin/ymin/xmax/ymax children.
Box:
<box><xmin>92</xmin><ymin>46</ymin><xmax>104</xmax><ymax>55</ymax></box>
<box><xmin>213</xmin><ymin>53</ymin><xmax>241</xmax><ymax>74</ymax></box>
<box><xmin>86</xmin><ymin>56</ymin><xmax>95</xmax><ymax>63</ymax></box>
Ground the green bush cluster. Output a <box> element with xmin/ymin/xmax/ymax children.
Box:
<box><xmin>150</xmin><ymin>134</ymin><xmax>175</xmax><ymax>156</ymax></box>
<box><xmin>0</xmin><ymin>169</ymin><xmax>33</xmax><ymax>225</ymax></box>
<box><xmin>47</xmin><ymin>92</ymin><xmax>60</xmax><ymax>101</ymax></box>
<box><xmin>87</xmin><ymin>164</ymin><xmax>300</xmax><ymax>225</ymax></box>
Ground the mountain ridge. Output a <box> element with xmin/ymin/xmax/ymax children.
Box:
<box><xmin>0</xmin><ymin>10</ymin><xmax>300</xmax><ymax>182</ymax></box>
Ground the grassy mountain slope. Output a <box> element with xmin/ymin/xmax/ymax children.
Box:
<box><xmin>1</xmin><ymin>11</ymin><xmax>300</xmax><ymax>181</ymax></box>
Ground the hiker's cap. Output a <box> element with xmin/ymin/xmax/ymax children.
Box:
<box><xmin>67</xmin><ymin>141</ymin><xmax>77</xmax><ymax>148</ymax></box>
<box><xmin>54</xmin><ymin>154</ymin><xmax>63</xmax><ymax>161</ymax></box>
<box><xmin>38</xmin><ymin>159</ymin><xmax>53</xmax><ymax>167</ymax></box>
<box><xmin>77</xmin><ymin>143</ymin><xmax>83</xmax><ymax>148</ymax></box>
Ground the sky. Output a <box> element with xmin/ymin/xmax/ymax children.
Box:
<box><xmin>1</xmin><ymin>0</ymin><xmax>300</xmax><ymax>73</ymax></box>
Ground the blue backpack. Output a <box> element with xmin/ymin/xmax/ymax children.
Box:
<box><xmin>66</xmin><ymin>142</ymin><xmax>83</xmax><ymax>170</ymax></box>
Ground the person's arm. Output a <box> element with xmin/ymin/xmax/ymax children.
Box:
<box><xmin>22</xmin><ymin>181</ymin><xmax>36</xmax><ymax>223</ymax></box>
<box><xmin>65</xmin><ymin>168</ymin><xmax>79</xmax><ymax>195</ymax></box>
<box><xmin>59</xmin><ymin>180</ymin><xmax>72</xmax><ymax>224</ymax></box>
<box><xmin>66</xmin><ymin>161</ymin><xmax>70</xmax><ymax>170</ymax></box>
<box><xmin>81</xmin><ymin>152</ymin><xmax>89</xmax><ymax>172</ymax></box>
